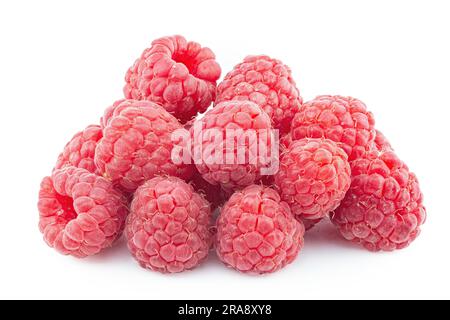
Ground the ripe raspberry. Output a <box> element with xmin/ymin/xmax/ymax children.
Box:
<box><xmin>125</xmin><ymin>176</ymin><xmax>212</xmax><ymax>273</ymax></box>
<box><xmin>275</xmin><ymin>138</ymin><xmax>351</xmax><ymax>221</ymax></box>
<box><xmin>216</xmin><ymin>55</ymin><xmax>302</xmax><ymax>134</ymax></box>
<box><xmin>191</xmin><ymin>100</ymin><xmax>275</xmax><ymax>191</ymax></box>
<box><xmin>38</xmin><ymin>167</ymin><xmax>128</xmax><ymax>258</ymax></box>
<box><xmin>95</xmin><ymin>99</ymin><xmax>193</xmax><ymax>193</ymax></box>
<box><xmin>330</xmin><ymin>150</ymin><xmax>426</xmax><ymax>251</ymax></box>
<box><xmin>291</xmin><ymin>95</ymin><xmax>376</xmax><ymax>161</ymax></box>
<box><xmin>216</xmin><ymin>185</ymin><xmax>304</xmax><ymax>274</ymax></box>
<box><xmin>54</xmin><ymin>125</ymin><xmax>102</xmax><ymax>173</ymax></box>
<box><xmin>280</xmin><ymin>132</ymin><xmax>293</xmax><ymax>150</ymax></box>
<box><xmin>124</xmin><ymin>35</ymin><xmax>221</xmax><ymax>123</ymax></box>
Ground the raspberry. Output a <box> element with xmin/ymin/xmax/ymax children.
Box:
<box><xmin>191</xmin><ymin>100</ymin><xmax>275</xmax><ymax>191</ymax></box>
<box><xmin>125</xmin><ymin>176</ymin><xmax>212</xmax><ymax>273</ymax></box>
<box><xmin>275</xmin><ymin>138</ymin><xmax>351</xmax><ymax>221</ymax></box>
<box><xmin>95</xmin><ymin>99</ymin><xmax>193</xmax><ymax>193</ymax></box>
<box><xmin>54</xmin><ymin>125</ymin><xmax>102</xmax><ymax>173</ymax></box>
<box><xmin>280</xmin><ymin>132</ymin><xmax>293</xmax><ymax>150</ymax></box>
<box><xmin>38</xmin><ymin>167</ymin><xmax>128</xmax><ymax>258</ymax></box>
<box><xmin>216</xmin><ymin>185</ymin><xmax>304</xmax><ymax>274</ymax></box>
<box><xmin>124</xmin><ymin>35</ymin><xmax>221</xmax><ymax>123</ymax></box>
<box><xmin>330</xmin><ymin>150</ymin><xmax>426</xmax><ymax>251</ymax></box>
<box><xmin>291</xmin><ymin>95</ymin><xmax>376</xmax><ymax>161</ymax></box>
<box><xmin>216</xmin><ymin>55</ymin><xmax>302</xmax><ymax>134</ymax></box>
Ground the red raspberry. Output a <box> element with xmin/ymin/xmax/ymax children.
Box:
<box><xmin>216</xmin><ymin>55</ymin><xmax>302</xmax><ymax>134</ymax></box>
<box><xmin>54</xmin><ymin>125</ymin><xmax>102</xmax><ymax>173</ymax></box>
<box><xmin>291</xmin><ymin>95</ymin><xmax>376</xmax><ymax>161</ymax></box>
<box><xmin>125</xmin><ymin>176</ymin><xmax>212</xmax><ymax>273</ymax></box>
<box><xmin>191</xmin><ymin>100</ymin><xmax>275</xmax><ymax>191</ymax></box>
<box><xmin>216</xmin><ymin>185</ymin><xmax>304</xmax><ymax>274</ymax></box>
<box><xmin>38</xmin><ymin>167</ymin><xmax>128</xmax><ymax>258</ymax></box>
<box><xmin>330</xmin><ymin>150</ymin><xmax>426</xmax><ymax>251</ymax></box>
<box><xmin>95</xmin><ymin>99</ymin><xmax>193</xmax><ymax>193</ymax></box>
<box><xmin>275</xmin><ymin>138</ymin><xmax>351</xmax><ymax>221</ymax></box>
<box><xmin>124</xmin><ymin>35</ymin><xmax>221</xmax><ymax>123</ymax></box>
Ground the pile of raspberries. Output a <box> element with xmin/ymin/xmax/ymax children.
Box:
<box><xmin>38</xmin><ymin>35</ymin><xmax>426</xmax><ymax>274</ymax></box>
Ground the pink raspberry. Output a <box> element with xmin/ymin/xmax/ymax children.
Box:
<box><xmin>216</xmin><ymin>55</ymin><xmax>302</xmax><ymax>134</ymax></box>
<box><xmin>330</xmin><ymin>150</ymin><xmax>426</xmax><ymax>251</ymax></box>
<box><xmin>191</xmin><ymin>100</ymin><xmax>275</xmax><ymax>191</ymax></box>
<box><xmin>275</xmin><ymin>138</ymin><xmax>351</xmax><ymax>221</ymax></box>
<box><xmin>95</xmin><ymin>99</ymin><xmax>193</xmax><ymax>193</ymax></box>
<box><xmin>38</xmin><ymin>167</ymin><xmax>128</xmax><ymax>258</ymax></box>
<box><xmin>216</xmin><ymin>185</ymin><xmax>304</xmax><ymax>274</ymax></box>
<box><xmin>291</xmin><ymin>95</ymin><xmax>376</xmax><ymax>161</ymax></box>
<box><xmin>54</xmin><ymin>125</ymin><xmax>102</xmax><ymax>173</ymax></box>
<box><xmin>124</xmin><ymin>35</ymin><xmax>221</xmax><ymax>123</ymax></box>
<box><xmin>125</xmin><ymin>176</ymin><xmax>212</xmax><ymax>273</ymax></box>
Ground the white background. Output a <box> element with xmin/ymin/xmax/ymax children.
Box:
<box><xmin>1</xmin><ymin>0</ymin><xmax>449</xmax><ymax>300</ymax></box>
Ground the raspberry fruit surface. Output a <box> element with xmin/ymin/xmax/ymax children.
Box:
<box><xmin>191</xmin><ymin>100</ymin><xmax>275</xmax><ymax>191</ymax></box>
<box><xmin>38</xmin><ymin>167</ymin><xmax>128</xmax><ymax>258</ymax></box>
<box><xmin>373</xmin><ymin>129</ymin><xmax>392</xmax><ymax>151</ymax></box>
<box><xmin>216</xmin><ymin>185</ymin><xmax>304</xmax><ymax>274</ymax></box>
<box><xmin>125</xmin><ymin>176</ymin><xmax>212</xmax><ymax>273</ymax></box>
<box><xmin>275</xmin><ymin>138</ymin><xmax>351</xmax><ymax>220</ymax></box>
<box><xmin>124</xmin><ymin>35</ymin><xmax>221</xmax><ymax>123</ymax></box>
<box><xmin>216</xmin><ymin>55</ymin><xmax>302</xmax><ymax>134</ymax></box>
<box><xmin>330</xmin><ymin>150</ymin><xmax>426</xmax><ymax>251</ymax></box>
<box><xmin>95</xmin><ymin>99</ymin><xmax>193</xmax><ymax>193</ymax></box>
<box><xmin>54</xmin><ymin>125</ymin><xmax>102</xmax><ymax>173</ymax></box>
<box><xmin>291</xmin><ymin>95</ymin><xmax>376</xmax><ymax>161</ymax></box>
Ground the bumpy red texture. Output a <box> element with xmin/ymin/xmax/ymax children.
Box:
<box><xmin>216</xmin><ymin>185</ymin><xmax>304</xmax><ymax>274</ymax></box>
<box><xmin>331</xmin><ymin>150</ymin><xmax>426</xmax><ymax>251</ymax></box>
<box><xmin>95</xmin><ymin>99</ymin><xmax>193</xmax><ymax>193</ymax></box>
<box><xmin>124</xmin><ymin>35</ymin><xmax>221</xmax><ymax>123</ymax></box>
<box><xmin>275</xmin><ymin>138</ymin><xmax>351</xmax><ymax>220</ymax></box>
<box><xmin>373</xmin><ymin>129</ymin><xmax>393</xmax><ymax>152</ymax></box>
<box><xmin>191</xmin><ymin>100</ymin><xmax>275</xmax><ymax>191</ymax></box>
<box><xmin>216</xmin><ymin>55</ymin><xmax>302</xmax><ymax>134</ymax></box>
<box><xmin>291</xmin><ymin>95</ymin><xmax>376</xmax><ymax>161</ymax></box>
<box><xmin>125</xmin><ymin>176</ymin><xmax>212</xmax><ymax>273</ymax></box>
<box><xmin>38</xmin><ymin>167</ymin><xmax>128</xmax><ymax>258</ymax></box>
<box><xmin>54</xmin><ymin>125</ymin><xmax>102</xmax><ymax>173</ymax></box>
